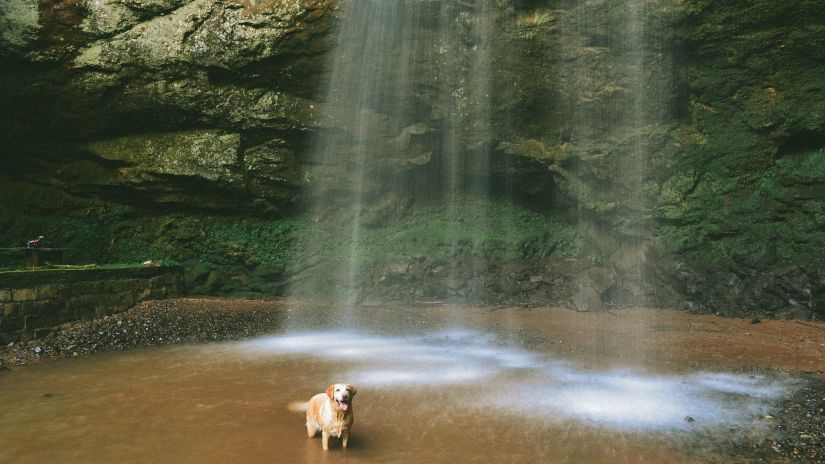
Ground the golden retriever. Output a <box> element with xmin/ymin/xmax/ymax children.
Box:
<box><xmin>303</xmin><ymin>383</ymin><xmax>357</xmax><ymax>450</ymax></box>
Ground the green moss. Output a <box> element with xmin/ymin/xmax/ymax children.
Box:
<box><xmin>301</xmin><ymin>196</ymin><xmax>587</xmax><ymax>264</ymax></box>
<box><xmin>650</xmin><ymin>0</ymin><xmax>825</xmax><ymax>286</ymax></box>
<box><xmin>2</xmin><ymin>191</ymin><xmax>592</xmax><ymax>296</ymax></box>
<box><xmin>655</xmin><ymin>149</ymin><xmax>825</xmax><ymax>268</ymax></box>
<box><xmin>287</xmin><ymin>195</ymin><xmax>592</xmax><ymax>295</ymax></box>
<box><xmin>0</xmin><ymin>205</ymin><xmax>303</xmax><ymax>277</ymax></box>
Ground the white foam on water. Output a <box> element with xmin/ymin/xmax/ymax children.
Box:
<box><xmin>686</xmin><ymin>371</ymin><xmax>784</xmax><ymax>398</ymax></box>
<box><xmin>506</xmin><ymin>366</ymin><xmax>791</xmax><ymax>430</ymax></box>
<box><xmin>351</xmin><ymin>366</ymin><xmax>493</xmax><ymax>386</ymax></box>
<box><xmin>239</xmin><ymin>330</ymin><xmax>793</xmax><ymax>431</ymax></box>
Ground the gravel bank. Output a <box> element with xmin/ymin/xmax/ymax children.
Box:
<box><xmin>0</xmin><ymin>298</ymin><xmax>286</xmax><ymax>369</ymax></box>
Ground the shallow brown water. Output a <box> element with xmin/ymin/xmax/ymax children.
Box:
<box><xmin>1</xmin><ymin>303</ymin><xmax>823</xmax><ymax>464</ymax></box>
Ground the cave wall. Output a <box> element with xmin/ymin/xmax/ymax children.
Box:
<box><xmin>0</xmin><ymin>0</ymin><xmax>337</xmax><ymax>293</ymax></box>
<box><xmin>1</xmin><ymin>0</ymin><xmax>823</xmax><ymax>318</ymax></box>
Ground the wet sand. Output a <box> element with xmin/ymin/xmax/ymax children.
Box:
<box><xmin>0</xmin><ymin>299</ymin><xmax>823</xmax><ymax>463</ymax></box>
<box><xmin>479</xmin><ymin>305</ymin><xmax>825</xmax><ymax>374</ymax></box>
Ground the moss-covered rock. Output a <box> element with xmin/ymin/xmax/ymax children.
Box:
<box><xmin>83</xmin><ymin>130</ymin><xmax>242</xmax><ymax>183</ymax></box>
<box><xmin>0</xmin><ymin>0</ymin><xmax>39</xmax><ymax>54</ymax></box>
<box><xmin>648</xmin><ymin>0</ymin><xmax>825</xmax><ymax>318</ymax></box>
<box><xmin>1</xmin><ymin>0</ymin><xmax>824</xmax><ymax>317</ymax></box>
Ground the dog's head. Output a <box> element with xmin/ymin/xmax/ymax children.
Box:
<box><xmin>326</xmin><ymin>383</ymin><xmax>357</xmax><ymax>412</ymax></box>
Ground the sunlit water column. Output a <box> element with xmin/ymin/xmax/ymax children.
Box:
<box><xmin>612</xmin><ymin>0</ymin><xmax>675</xmax><ymax>309</ymax></box>
<box><xmin>296</xmin><ymin>1</ymin><xmax>426</xmax><ymax>318</ymax></box>
<box><xmin>436</xmin><ymin>0</ymin><xmax>495</xmax><ymax>304</ymax></box>
<box><xmin>624</xmin><ymin>0</ymin><xmax>647</xmax><ymax>308</ymax></box>
<box><xmin>564</xmin><ymin>0</ymin><xmax>662</xmax><ymax>303</ymax></box>
<box><xmin>294</xmin><ymin>0</ymin><xmax>498</xmax><ymax>320</ymax></box>
<box><xmin>554</xmin><ymin>0</ymin><xmax>674</xmax><ymax>358</ymax></box>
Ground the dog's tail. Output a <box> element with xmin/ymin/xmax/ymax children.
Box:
<box><xmin>286</xmin><ymin>401</ymin><xmax>308</xmax><ymax>413</ymax></box>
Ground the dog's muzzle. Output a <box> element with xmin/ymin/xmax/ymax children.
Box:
<box><xmin>336</xmin><ymin>399</ymin><xmax>350</xmax><ymax>411</ymax></box>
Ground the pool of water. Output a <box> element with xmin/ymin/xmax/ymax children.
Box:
<box><xmin>0</xmin><ymin>304</ymin><xmax>803</xmax><ymax>463</ymax></box>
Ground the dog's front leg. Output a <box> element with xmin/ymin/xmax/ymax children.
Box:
<box><xmin>341</xmin><ymin>429</ymin><xmax>349</xmax><ymax>449</ymax></box>
<box><xmin>321</xmin><ymin>431</ymin><xmax>330</xmax><ymax>451</ymax></box>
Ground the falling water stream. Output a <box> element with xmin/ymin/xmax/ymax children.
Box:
<box><xmin>292</xmin><ymin>0</ymin><xmax>674</xmax><ymax>309</ymax></box>
<box><xmin>294</xmin><ymin>0</ymin><xmax>502</xmax><ymax>307</ymax></box>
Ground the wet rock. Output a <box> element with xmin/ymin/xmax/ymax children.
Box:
<box><xmin>388</xmin><ymin>262</ymin><xmax>410</xmax><ymax>276</ymax></box>
<box><xmin>571</xmin><ymin>286</ymin><xmax>601</xmax><ymax>312</ymax></box>
<box><xmin>571</xmin><ymin>266</ymin><xmax>617</xmax><ymax>311</ymax></box>
<box><xmin>1</xmin><ymin>0</ymin><xmax>335</xmax><ymax>216</ymax></box>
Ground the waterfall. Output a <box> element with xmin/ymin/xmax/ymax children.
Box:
<box><xmin>293</xmin><ymin>0</ymin><xmax>497</xmax><ymax>308</ymax></box>
<box><xmin>291</xmin><ymin>0</ymin><xmax>672</xmax><ymax>311</ymax></box>
<box><xmin>550</xmin><ymin>0</ymin><xmax>674</xmax><ymax>310</ymax></box>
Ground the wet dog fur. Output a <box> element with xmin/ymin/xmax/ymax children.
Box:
<box><xmin>304</xmin><ymin>383</ymin><xmax>357</xmax><ymax>450</ymax></box>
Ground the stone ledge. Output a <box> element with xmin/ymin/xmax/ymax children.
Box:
<box><xmin>0</xmin><ymin>266</ymin><xmax>183</xmax><ymax>344</ymax></box>
<box><xmin>0</xmin><ymin>266</ymin><xmax>182</xmax><ymax>289</ymax></box>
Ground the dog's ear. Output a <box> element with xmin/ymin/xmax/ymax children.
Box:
<box><xmin>326</xmin><ymin>384</ymin><xmax>335</xmax><ymax>399</ymax></box>
<box><xmin>348</xmin><ymin>384</ymin><xmax>357</xmax><ymax>397</ymax></box>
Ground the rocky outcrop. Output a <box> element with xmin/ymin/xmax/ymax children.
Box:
<box><xmin>1</xmin><ymin>0</ymin><xmax>335</xmax><ymax>213</ymax></box>
<box><xmin>0</xmin><ymin>0</ymin><xmax>337</xmax><ymax>294</ymax></box>
<box><xmin>1</xmin><ymin>0</ymin><xmax>823</xmax><ymax>318</ymax></box>
<box><xmin>83</xmin><ymin>130</ymin><xmax>242</xmax><ymax>182</ymax></box>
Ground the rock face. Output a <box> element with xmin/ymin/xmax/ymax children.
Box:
<box><xmin>647</xmin><ymin>1</ymin><xmax>825</xmax><ymax>318</ymax></box>
<box><xmin>1</xmin><ymin>0</ymin><xmax>333</xmax><ymax>213</ymax></box>
<box><xmin>1</xmin><ymin>0</ymin><xmax>823</xmax><ymax>319</ymax></box>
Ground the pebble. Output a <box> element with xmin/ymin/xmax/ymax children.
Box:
<box><xmin>0</xmin><ymin>299</ymin><xmax>285</xmax><ymax>368</ymax></box>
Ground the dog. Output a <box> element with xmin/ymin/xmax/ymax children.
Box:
<box><xmin>301</xmin><ymin>383</ymin><xmax>357</xmax><ymax>450</ymax></box>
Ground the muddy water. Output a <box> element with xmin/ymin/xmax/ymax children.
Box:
<box><xmin>1</xmin><ymin>304</ymin><xmax>821</xmax><ymax>464</ymax></box>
